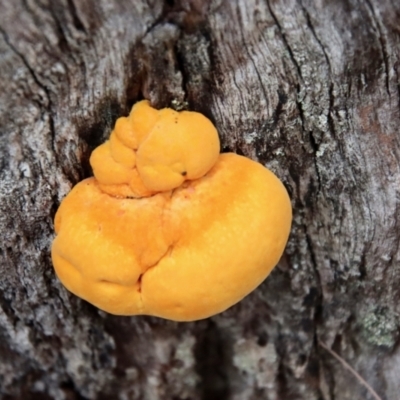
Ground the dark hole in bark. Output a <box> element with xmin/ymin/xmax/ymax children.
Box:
<box><xmin>194</xmin><ymin>320</ymin><xmax>230</xmax><ymax>400</ymax></box>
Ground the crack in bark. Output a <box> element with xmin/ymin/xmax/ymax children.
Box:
<box><xmin>265</xmin><ymin>3</ymin><xmax>334</xmax><ymax>393</ymax></box>
<box><xmin>299</xmin><ymin>0</ymin><xmax>332</xmax><ymax>75</ymax></box>
<box><xmin>48</xmin><ymin>5</ymin><xmax>71</xmax><ymax>54</ymax></box>
<box><xmin>66</xmin><ymin>0</ymin><xmax>87</xmax><ymax>33</ymax></box>
<box><xmin>308</xmin><ymin>130</ymin><xmax>322</xmax><ymax>195</ymax></box>
<box><xmin>139</xmin><ymin>3</ymin><xmax>194</xmax><ymax>105</ymax></box>
<box><xmin>174</xmin><ymin>37</ymin><xmax>190</xmax><ymax>104</ymax></box>
<box><xmin>365</xmin><ymin>0</ymin><xmax>391</xmax><ymax>97</ymax></box>
<box><xmin>395</xmin><ymin>60</ymin><xmax>400</xmax><ymax>112</ymax></box>
<box><xmin>236</xmin><ymin>4</ymin><xmax>269</xmax><ymax>110</ymax></box>
<box><xmin>305</xmin><ymin>233</ymin><xmax>323</xmax><ymax>333</ymax></box>
<box><xmin>298</xmin><ymin>0</ymin><xmax>338</xmax><ymax>143</ymax></box>
<box><xmin>298</xmin><ymin>1</ymin><xmax>337</xmax><ymax>196</ymax></box>
<box><xmin>142</xmin><ymin>7</ymin><xmax>167</xmax><ymax>39</ymax></box>
<box><xmin>0</xmin><ymin>26</ymin><xmax>57</xmax><ymax>160</ymax></box>
<box><xmin>266</xmin><ymin>0</ymin><xmax>302</xmax><ymax>81</ymax></box>
<box><xmin>265</xmin><ymin>0</ymin><xmax>325</xmax><ymax>198</ymax></box>
<box><xmin>327</xmin><ymin>82</ymin><xmax>337</xmax><ymax>141</ymax></box>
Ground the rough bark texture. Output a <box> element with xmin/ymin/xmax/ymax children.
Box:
<box><xmin>0</xmin><ymin>0</ymin><xmax>399</xmax><ymax>399</ymax></box>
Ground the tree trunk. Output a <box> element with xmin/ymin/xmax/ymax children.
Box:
<box><xmin>1</xmin><ymin>0</ymin><xmax>399</xmax><ymax>399</ymax></box>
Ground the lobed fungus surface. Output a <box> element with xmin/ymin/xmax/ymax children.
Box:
<box><xmin>51</xmin><ymin>100</ymin><xmax>292</xmax><ymax>321</ymax></box>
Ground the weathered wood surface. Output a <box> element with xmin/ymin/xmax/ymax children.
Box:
<box><xmin>1</xmin><ymin>0</ymin><xmax>399</xmax><ymax>399</ymax></box>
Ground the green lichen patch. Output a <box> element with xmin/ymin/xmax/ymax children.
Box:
<box><xmin>359</xmin><ymin>306</ymin><xmax>399</xmax><ymax>348</ymax></box>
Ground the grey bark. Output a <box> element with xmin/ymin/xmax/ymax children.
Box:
<box><xmin>0</xmin><ymin>0</ymin><xmax>399</xmax><ymax>399</ymax></box>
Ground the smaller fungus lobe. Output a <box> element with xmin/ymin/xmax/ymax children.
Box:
<box><xmin>51</xmin><ymin>100</ymin><xmax>292</xmax><ymax>321</ymax></box>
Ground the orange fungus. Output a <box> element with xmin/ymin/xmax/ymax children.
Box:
<box><xmin>51</xmin><ymin>100</ymin><xmax>292</xmax><ymax>321</ymax></box>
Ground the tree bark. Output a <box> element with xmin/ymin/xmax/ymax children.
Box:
<box><xmin>1</xmin><ymin>0</ymin><xmax>399</xmax><ymax>399</ymax></box>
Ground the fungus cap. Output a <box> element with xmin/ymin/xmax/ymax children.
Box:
<box><xmin>51</xmin><ymin>100</ymin><xmax>292</xmax><ymax>321</ymax></box>
<box><xmin>136</xmin><ymin>109</ymin><xmax>220</xmax><ymax>191</ymax></box>
<box><xmin>89</xmin><ymin>101</ymin><xmax>220</xmax><ymax>196</ymax></box>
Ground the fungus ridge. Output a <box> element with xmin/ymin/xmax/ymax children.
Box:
<box><xmin>90</xmin><ymin>100</ymin><xmax>220</xmax><ymax>199</ymax></box>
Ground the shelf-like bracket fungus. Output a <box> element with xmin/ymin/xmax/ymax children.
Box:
<box><xmin>51</xmin><ymin>100</ymin><xmax>292</xmax><ymax>321</ymax></box>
